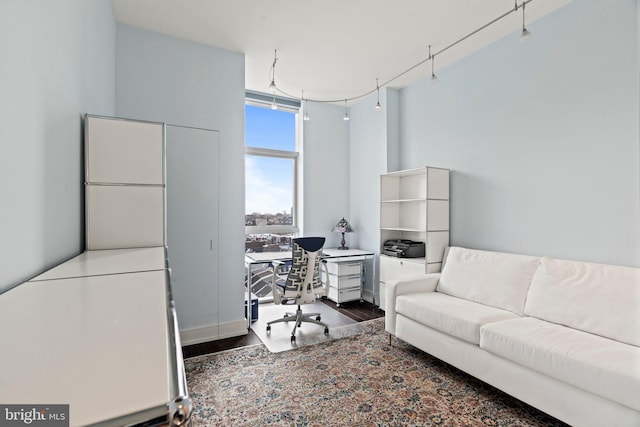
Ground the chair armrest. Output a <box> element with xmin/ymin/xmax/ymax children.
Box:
<box><xmin>270</xmin><ymin>259</ymin><xmax>292</xmax><ymax>304</ymax></box>
<box><xmin>385</xmin><ymin>273</ymin><xmax>440</xmax><ymax>335</ymax></box>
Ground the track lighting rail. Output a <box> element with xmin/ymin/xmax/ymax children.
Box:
<box><xmin>269</xmin><ymin>0</ymin><xmax>534</xmax><ymax>107</ymax></box>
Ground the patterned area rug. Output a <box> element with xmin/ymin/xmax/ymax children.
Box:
<box><xmin>185</xmin><ymin>318</ymin><xmax>567</xmax><ymax>426</ymax></box>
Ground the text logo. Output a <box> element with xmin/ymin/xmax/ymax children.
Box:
<box><xmin>0</xmin><ymin>405</ymin><xmax>68</xmax><ymax>427</ymax></box>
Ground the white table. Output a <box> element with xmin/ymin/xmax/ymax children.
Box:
<box><xmin>322</xmin><ymin>248</ymin><xmax>375</xmax><ymax>261</ymax></box>
<box><xmin>0</xmin><ymin>247</ymin><xmax>191</xmax><ymax>427</ymax></box>
<box><xmin>244</xmin><ymin>248</ymin><xmax>375</xmax><ymax>326</ymax></box>
<box><xmin>29</xmin><ymin>247</ymin><xmax>166</xmax><ymax>281</ymax></box>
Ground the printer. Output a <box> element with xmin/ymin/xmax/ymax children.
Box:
<box><xmin>383</xmin><ymin>239</ymin><xmax>425</xmax><ymax>258</ymax></box>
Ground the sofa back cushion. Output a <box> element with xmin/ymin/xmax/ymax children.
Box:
<box><xmin>525</xmin><ymin>257</ymin><xmax>640</xmax><ymax>346</ymax></box>
<box><xmin>436</xmin><ymin>247</ymin><xmax>541</xmax><ymax>315</ymax></box>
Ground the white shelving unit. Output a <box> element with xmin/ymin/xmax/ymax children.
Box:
<box><xmin>379</xmin><ymin>166</ymin><xmax>450</xmax><ymax>310</ymax></box>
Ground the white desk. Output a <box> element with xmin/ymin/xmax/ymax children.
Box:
<box><xmin>245</xmin><ymin>248</ymin><xmax>373</xmax><ymax>266</ymax></box>
<box><xmin>244</xmin><ymin>252</ymin><xmax>291</xmax><ymax>325</ymax></box>
<box><xmin>322</xmin><ymin>248</ymin><xmax>374</xmax><ymax>261</ymax></box>
<box><xmin>244</xmin><ymin>248</ymin><xmax>375</xmax><ymax>325</ymax></box>
<box><xmin>0</xmin><ymin>248</ymin><xmax>190</xmax><ymax>427</ymax></box>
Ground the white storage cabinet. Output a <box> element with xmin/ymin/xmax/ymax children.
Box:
<box><xmin>379</xmin><ymin>166</ymin><xmax>450</xmax><ymax>310</ymax></box>
<box><xmin>323</xmin><ymin>260</ymin><xmax>363</xmax><ymax>306</ymax></box>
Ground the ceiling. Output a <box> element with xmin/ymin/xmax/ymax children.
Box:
<box><xmin>112</xmin><ymin>0</ymin><xmax>572</xmax><ymax>104</ymax></box>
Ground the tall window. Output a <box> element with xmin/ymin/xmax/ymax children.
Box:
<box><xmin>245</xmin><ymin>98</ymin><xmax>299</xmax><ymax>255</ymax></box>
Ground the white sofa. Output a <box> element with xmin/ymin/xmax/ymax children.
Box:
<box><xmin>385</xmin><ymin>246</ymin><xmax>640</xmax><ymax>427</ymax></box>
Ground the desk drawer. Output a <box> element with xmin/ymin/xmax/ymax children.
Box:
<box><xmin>328</xmin><ymin>286</ymin><xmax>361</xmax><ymax>304</ymax></box>
<box><xmin>323</xmin><ymin>274</ymin><xmax>360</xmax><ymax>290</ymax></box>
<box><xmin>326</xmin><ymin>261</ymin><xmax>361</xmax><ymax>276</ymax></box>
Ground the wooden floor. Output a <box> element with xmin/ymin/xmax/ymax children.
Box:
<box><xmin>319</xmin><ymin>298</ymin><xmax>384</xmax><ymax>323</ymax></box>
<box><xmin>182</xmin><ymin>299</ymin><xmax>383</xmax><ymax>358</ymax></box>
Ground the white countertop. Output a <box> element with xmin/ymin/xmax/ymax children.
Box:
<box><xmin>245</xmin><ymin>251</ymin><xmax>292</xmax><ymax>263</ymax></box>
<box><xmin>0</xmin><ymin>270</ymin><xmax>172</xmax><ymax>426</ymax></box>
<box><xmin>322</xmin><ymin>248</ymin><xmax>375</xmax><ymax>259</ymax></box>
<box><xmin>1</xmin><ymin>246</ymin><xmax>178</xmax><ymax>426</ymax></box>
<box><xmin>29</xmin><ymin>247</ymin><xmax>166</xmax><ymax>281</ymax></box>
<box><xmin>245</xmin><ymin>248</ymin><xmax>374</xmax><ymax>264</ymax></box>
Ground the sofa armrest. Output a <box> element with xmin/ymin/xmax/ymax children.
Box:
<box><xmin>385</xmin><ymin>273</ymin><xmax>440</xmax><ymax>335</ymax></box>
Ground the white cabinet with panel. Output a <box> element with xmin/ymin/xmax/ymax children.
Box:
<box><xmin>84</xmin><ymin>115</ymin><xmax>166</xmax><ymax>250</ymax></box>
<box><xmin>379</xmin><ymin>255</ymin><xmax>426</xmax><ymax>311</ymax></box>
<box><xmin>379</xmin><ymin>166</ymin><xmax>450</xmax><ymax>310</ymax></box>
<box><xmin>85</xmin><ymin>117</ymin><xmax>164</xmax><ymax>185</ymax></box>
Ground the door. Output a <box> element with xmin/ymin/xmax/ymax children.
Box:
<box><xmin>166</xmin><ymin>125</ymin><xmax>220</xmax><ymax>338</ymax></box>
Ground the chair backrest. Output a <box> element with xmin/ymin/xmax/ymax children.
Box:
<box><xmin>284</xmin><ymin>237</ymin><xmax>326</xmax><ymax>304</ymax></box>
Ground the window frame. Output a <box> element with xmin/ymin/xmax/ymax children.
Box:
<box><xmin>244</xmin><ymin>100</ymin><xmax>300</xmax><ymax>235</ymax></box>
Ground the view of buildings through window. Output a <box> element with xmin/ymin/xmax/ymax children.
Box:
<box><xmin>245</xmin><ymin>101</ymin><xmax>299</xmax><ymax>299</ymax></box>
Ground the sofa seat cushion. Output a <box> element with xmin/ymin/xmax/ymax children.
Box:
<box><xmin>437</xmin><ymin>247</ymin><xmax>540</xmax><ymax>315</ymax></box>
<box><xmin>396</xmin><ymin>292</ymin><xmax>519</xmax><ymax>345</ymax></box>
<box><xmin>525</xmin><ymin>257</ymin><xmax>640</xmax><ymax>347</ymax></box>
<box><xmin>480</xmin><ymin>317</ymin><xmax>640</xmax><ymax>411</ymax></box>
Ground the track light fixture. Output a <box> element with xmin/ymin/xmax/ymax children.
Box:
<box><xmin>266</xmin><ymin>0</ymin><xmax>538</xmax><ymax>120</ymax></box>
<box><xmin>519</xmin><ymin>1</ymin><xmax>532</xmax><ymax>41</ymax></box>
<box><xmin>375</xmin><ymin>78</ymin><xmax>382</xmax><ymax>111</ymax></box>
<box><xmin>268</xmin><ymin>50</ymin><xmax>278</xmax><ymax>90</ymax></box>
<box><xmin>302</xmin><ymin>90</ymin><xmax>310</xmax><ymax>121</ymax></box>
<box><xmin>429</xmin><ymin>45</ymin><xmax>439</xmax><ymax>86</ymax></box>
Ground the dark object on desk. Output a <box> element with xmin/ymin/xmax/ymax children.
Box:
<box><xmin>383</xmin><ymin>239</ymin><xmax>425</xmax><ymax>258</ymax></box>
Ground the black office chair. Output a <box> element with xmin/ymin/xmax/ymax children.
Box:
<box><xmin>266</xmin><ymin>237</ymin><xmax>330</xmax><ymax>343</ymax></box>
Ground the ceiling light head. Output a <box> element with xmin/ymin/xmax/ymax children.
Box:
<box><xmin>375</xmin><ymin>78</ymin><xmax>382</xmax><ymax>111</ymax></box>
<box><xmin>520</xmin><ymin>27</ymin><xmax>532</xmax><ymax>42</ymax></box>
<box><xmin>519</xmin><ymin>1</ymin><xmax>532</xmax><ymax>42</ymax></box>
<box><xmin>430</xmin><ymin>53</ymin><xmax>439</xmax><ymax>86</ymax></box>
<box><xmin>268</xmin><ymin>49</ymin><xmax>278</xmax><ymax>90</ymax></box>
<box><xmin>301</xmin><ymin>91</ymin><xmax>310</xmax><ymax>121</ymax></box>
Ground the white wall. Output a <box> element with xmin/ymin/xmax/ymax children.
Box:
<box><xmin>400</xmin><ymin>0</ymin><xmax>639</xmax><ymax>267</ymax></box>
<box><xmin>348</xmin><ymin>88</ymin><xmax>400</xmax><ymax>300</ymax></box>
<box><xmin>0</xmin><ymin>0</ymin><xmax>116</xmax><ymax>292</ymax></box>
<box><xmin>301</xmin><ymin>102</ymin><xmax>350</xmax><ymax>247</ymax></box>
<box><xmin>115</xmin><ymin>25</ymin><xmax>246</xmax><ymax>338</ymax></box>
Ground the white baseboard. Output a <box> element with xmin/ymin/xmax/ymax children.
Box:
<box><xmin>180</xmin><ymin>319</ymin><xmax>248</xmax><ymax>346</ymax></box>
<box><xmin>361</xmin><ymin>289</ymin><xmax>376</xmax><ymax>306</ymax></box>
<box><xmin>219</xmin><ymin>320</ymin><xmax>249</xmax><ymax>340</ymax></box>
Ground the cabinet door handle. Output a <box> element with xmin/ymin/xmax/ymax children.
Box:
<box><xmin>210</xmin><ymin>240</ymin><xmax>213</xmax><ymax>251</ymax></box>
